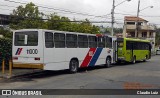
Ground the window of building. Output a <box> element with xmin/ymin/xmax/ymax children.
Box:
<box><xmin>138</xmin><ymin>22</ymin><xmax>142</xmax><ymax>26</ymax></box>
<box><xmin>126</xmin><ymin>22</ymin><xmax>135</xmax><ymax>25</ymax></box>
<box><xmin>130</xmin><ymin>32</ymin><xmax>135</xmax><ymax>37</ymax></box>
<box><xmin>149</xmin><ymin>32</ymin><xmax>153</xmax><ymax>37</ymax></box>
<box><xmin>142</xmin><ymin>32</ymin><xmax>147</xmax><ymax>37</ymax></box>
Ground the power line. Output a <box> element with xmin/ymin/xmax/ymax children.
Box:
<box><xmin>115</xmin><ymin>9</ymin><xmax>136</xmax><ymax>14</ymax></box>
<box><xmin>1</xmin><ymin>0</ymin><xmax>126</xmax><ymax>26</ymax></box>
<box><xmin>0</xmin><ymin>5</ymin><xmax>112</xmax><ymax>23</ymax></box>
<box><xmin>3</xmin><ymin>0</ymin><xmax>109</xmax><ymax>19</ymax></box>
<box><xmin>0</xmin><ymin>4</ymin><xmax>17</xmax><ymax>8</ymax></box>
<box><xmin>114</xmin><ymin>12</ymin><xmax>160</xmax><ymax>18</ymax></box>
<box><xmin>6</xmin><ymin>14</ymin><xmax>112</xmax><ymax>24</ymax></box>
<box><xmin>0</xmin><ymin>8</ymin><xmax>13</xmax><ymax>12</ymax></box>
<box><xmin>115</xmin><ymin>12</ymin><xmax>135</xmax><ymax>16</ymax></box>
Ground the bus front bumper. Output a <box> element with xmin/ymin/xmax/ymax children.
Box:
<box><xmin>118</xmin><ymin>57</ymin><xmax>126</xmax><ymax>61</ymax></box>
<box><xmin>13</xmin><ymin>63</ymin><xmax>44</xmax><ymax>69</ymax></box>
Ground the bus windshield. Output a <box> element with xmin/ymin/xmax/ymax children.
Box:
<box><xmin>14</xmin><ymin>31</ymin><xmax>38</xmax><ymax>46</ymax></box>
<box><xmin>118</xmin><ymin>41</ymin><xmax>123</xmax><ymax>47</ymax></box>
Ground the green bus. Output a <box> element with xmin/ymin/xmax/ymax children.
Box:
<box><xmin>117</xmin><ymin>38</ymin><xmax>151</xmax><ymax>63</ymax></box>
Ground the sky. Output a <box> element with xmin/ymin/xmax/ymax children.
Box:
<box><xmin>0</xmin><ymin>0</ymin><xmax>160</xmax><ymax>28</ymax></box>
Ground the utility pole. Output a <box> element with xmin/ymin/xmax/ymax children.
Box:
<box><xmin>111</xmin><ymin>0</ymin><xmax>115</xmax><ymax>36</ymax></box>
<box><xmin>135</xmin><ymin>0</ymin><xmax>140</xmax><ymax>37</ymax></box>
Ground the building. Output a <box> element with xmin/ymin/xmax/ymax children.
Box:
<box><xmin>0</xmin><ymin>14</ymin><xmax>10</xmax><ymax>25</ymax></box>
<box><xmin>123</xmin><ymin>16</ymin><xmax>156</xmax><ymax>51</ymax></box>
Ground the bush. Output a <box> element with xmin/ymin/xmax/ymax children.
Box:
<box><xmin>0</xmin><ymin>38</ymin><xmax>12</xmax><ymax>68</ymax></box>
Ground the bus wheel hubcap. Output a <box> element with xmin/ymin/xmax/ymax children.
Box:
<box><xmin>71</xmin><ymin>61</ymin><xmax>77</xmax><ymax>71</ymax></box>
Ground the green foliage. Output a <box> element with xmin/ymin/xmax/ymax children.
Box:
<box><xmin>10</xmin><ymin>2</ymin><xmax>47</xmax><ymax>29</ymax></box>
<box><xmin>0</xmin><ymin>27</ymin><xmax>12</xmax><ymax>38</ymax></box>
<box><xmin>0</xmin><ymin>38</ymin><xmax>12</xmax><ymax>68</ymax></box>
<box><xmin>0</xmin><ymin>38</ymin><xmax>12</xmax><ymax>59</ymax></box>
<box><xmin>47</xmin><ymin>15</ymin><xmax>100</xmax><ymax>33</ymax></box>
<box><xmin>9</xmin><ymin>2</ymin><xmax>100</xmax><ymax>34</ymax></box>
<box><xmin>104</xmin><ymin>27</ymin><xmax>123</xmax><ymax>35</ymax></box>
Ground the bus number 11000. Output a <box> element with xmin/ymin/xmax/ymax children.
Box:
<box><xmin>27</xmin><ymin>49</ymin><xmax>38</xmax><ymax>54</ymax></box>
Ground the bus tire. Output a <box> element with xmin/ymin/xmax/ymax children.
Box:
<box><xmin>105</xmin><ymin>57</ymin><xmax>111</xmax><ymax>68</ymax></box>
<box><xmin>132</xmin><ymin>56</ymin><xmax>136</xmax><ymax>64</ymax></box>
<box><xmin>69</xmin><ymin>59</ymin><xmax>78</xmax><ymax>73</ymax></box>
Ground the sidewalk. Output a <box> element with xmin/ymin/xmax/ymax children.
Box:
<box><xmin>0</xmin><ymin>68</ymin><xmax>42</xmax><ymax>79</ymax></box>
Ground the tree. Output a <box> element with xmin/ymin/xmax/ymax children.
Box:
<box><xmin>47</xmin><ymin>14</ymin><xmax>72</xmax><ymax>31</ymax></box>
<box><xmin>47</xmin><ymin>15</ymin><xmax>100</xmax><ymax>34</ymax></box>
<box><xmin>10</xmin><ymin>2</ymin><xmax>47</xmax><ymax>29</ymax></box>
<box><xmin>9</xmin><ymin>2</ymin><xmax>101</xmax><ymax>34</ymax></box>
<box><xmin>104</xmin><ymin>27</ymin><xmax>123</xmax><ymax>35</ymax></box>
<box><xmin>91</xmin><ymin>25</ymin><xmax>100</xmax><ymax>34</ymax></box>
<box><xmin>0</xmin><ymin>27</ymin><xmax>12</xmax><ymax>38</ymax></box>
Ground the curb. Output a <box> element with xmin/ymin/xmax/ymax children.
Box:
<box><xmin>0</xmin><ymin>69</ymin><xmax>42</xmax><ymax>79</ymax></box>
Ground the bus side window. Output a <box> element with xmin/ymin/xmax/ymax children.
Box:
<box><xmin>54</xmin><ymin>33</ymin><xmax>65</xmax><ymax>48</ymax></box>
<box><xmin>126</xmin><ymin>41</ymin><xmax>132</xmax><ymax>50</ymax></box>
<box><xmin>145</xmin><ymin>43</ymin><xmax>149</xmax><ymax>50</ymax></box>
<box><xmin>66</xmin><ymin>34</ymin><xmax>77</xmax><ymax>48</ymax></box>
<box><xmin>106</xmin><ymin>37</ymin><xmax>112</xmax><ymax>48</ymax></box>
<box><xmin>45</xmin><ymin>32</ymin><xmax>54</xmax><ymax>48</ymax></box>
<box><xmin>97</xmin><ymin>37</ymin><xmax>105</xmax><ymax>48</ymax></box>
<box><xmin>78</xmin><ymin>35</ymin><xmax>88</xmax><ymax>48</ymax></box>
<box><xmin>89</xmin><ymin>36</ymin><xmax>97</xmax><ymax>48</ymax></box>
<box><xmin>133</xmin><ymin>42</ymin><xmax>138</xmax><ymax>50</ymax></box>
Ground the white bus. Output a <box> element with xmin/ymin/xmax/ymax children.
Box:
<box><xmin>12</xmin><ymin>29</ymin><xmax>117</xmax><ymax>73</ymax></box>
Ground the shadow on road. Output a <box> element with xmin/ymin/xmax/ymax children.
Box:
<box><xmin>0</xmin><ymin>65</ymin><xmax>112</xmax><ymax>83</ymax></box>
<box><xmin>0</xmin><ymin>60</ymin><xmax>149</xmax><ymax>83</ymax></box>
<box><xmin>115</xmin><ymin>60</ymin><xmax>149</xmax><ymax>66</ymax></box>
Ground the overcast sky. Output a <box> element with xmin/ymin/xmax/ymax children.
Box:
<box><xmin>0</xmin><ymin>0</ymin><xmax>160</xmax><ymax>27</ymax></box>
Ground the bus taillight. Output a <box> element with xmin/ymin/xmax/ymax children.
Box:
<box><xmin>35</xmin><ymin>57</ymin><xmax>40</xmax><ymax>60</ymax></box>
<box><xmin>13</xmin><ymin>57</ymin><xmax>18</xmax><ymax>60</ymax></box>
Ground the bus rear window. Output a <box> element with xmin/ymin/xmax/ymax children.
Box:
<box><xmin>15</xmin><ymin>31</ymin><xmax>38</xmax><ymax>46</ymax></box>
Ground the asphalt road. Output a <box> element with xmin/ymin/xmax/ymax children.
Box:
<box><xmin>0</xmin><ymin>55</ymin><xmax>160</xmax><ymax>98</ymax></box>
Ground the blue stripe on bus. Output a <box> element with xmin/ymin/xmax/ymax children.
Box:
<box><xmin>88</xmin><ymin>48</ymin><xmax>103</xmax><ymax>66</ymax></box>
<box><xmin>15</xmin><ymin>48</ymin><xmax>20</xmax><ymax>55</ymax></box>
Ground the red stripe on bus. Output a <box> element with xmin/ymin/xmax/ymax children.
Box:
<box><xmin>18</xmin><ymin>48</ymin><xmax>23</xmax><ymax>55</ymax></box>
<box><xmin>80</xmin><ymin>48</ymin><xmax>96</xmax><ymax>68</ymax></box>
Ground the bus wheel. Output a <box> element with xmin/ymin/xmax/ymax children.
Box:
<box><xmin>132</xmin><ymin>56</ymin><xmax>136</xmax><ymax>64</ymax></box>
<box><xmin>69</xmin><ymin>59</ymin><xmax>78</xmax><ymax>73</ymax></box>
<box><xmin>105</xmin><ymin>57</ymin><xmax>111</xmax><ymax>68</ymax></box>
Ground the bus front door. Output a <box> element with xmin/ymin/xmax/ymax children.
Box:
<box><xmin>113</xmin><ymin>40</ymin><xmax>117</xmax><ymax>63</ymax></box>
<box><xmin>126</xmin><ymin>41</ymin><xmax>134</xmax><ymax>62</ymax></box>
<box><xmin>129</xmin><ymin>43</ymin><xmax>134</xmax><ymax>62</ymax></box>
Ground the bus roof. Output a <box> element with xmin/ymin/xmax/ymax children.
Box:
<box><xmin>14</xmin><ymin>29</ymin><xmax>114</xmax><ymax>37</ymax></box>
<box><xmin>124</xmin><ymin>37</ymin><xmax>150</xmax><ymax>42</ymax></box>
